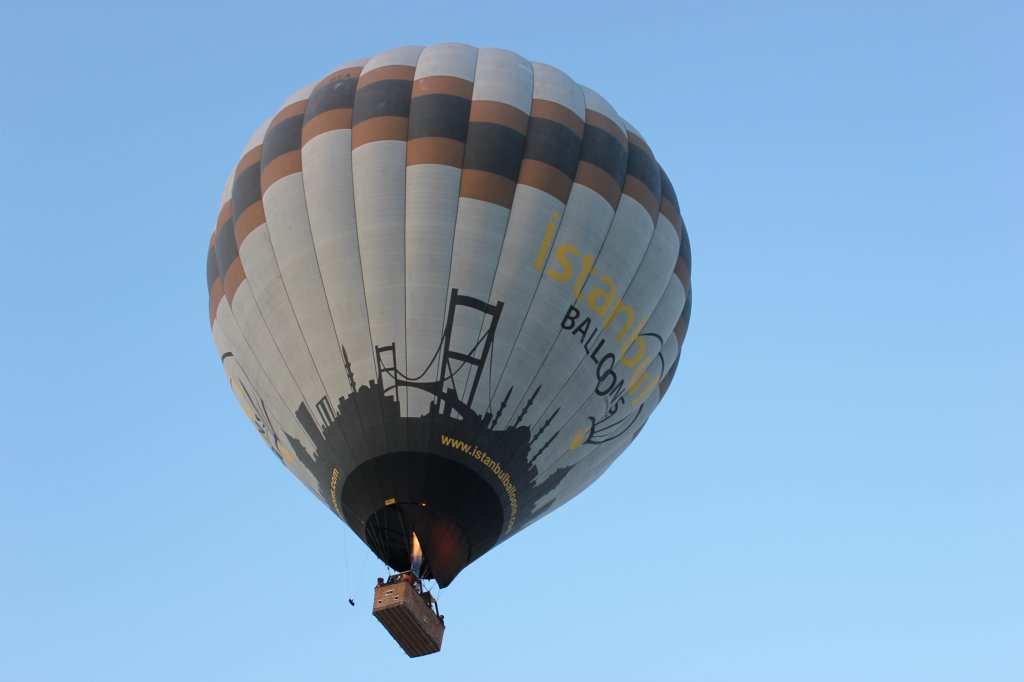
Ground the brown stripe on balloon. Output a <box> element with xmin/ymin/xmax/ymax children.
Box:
<box><xmin>658</xmin><ymin>355</ymin><xmax>680</xmax><ymax>398</ymax></box>
<box><xmin>460</xmin><ymin>169</ymin><xmax>517</xmax><ymax>208</ymax></box>
<box><xmin>223</xmin><ymin>257</ymin><xmax>247</xmax><ymax>303</ymax></box>
<box><xmin>468</xmin><ymin>100</ymin><xmax>529</xmax><ymax>133</ymax></box>
<box><xmin>208</xmin><ymin>208</ymin><xmax>228</xmax><ymax>294</ymax></box>
<box><xmin>659</xmin><ymin>195</ymin><xmax>683</xmax><ymax>238</ymax></box>
<box><xmin>674</xmin><ymin>296</ymin><xmax>692</xmax><ymax>347</ymax></box>
<box><xmin>678</xmin><ymin>222</ymin><xmax>692</xmax><ymax>280</ymax></box>
<box><xmin>458</xmin><ymin>98</ymin><xmax>531</xmax><ymax>208</ymax></box>
<box><xmin>630</xmin><ymin>131</ymin><xmax>656</xmax><ymax>163</ymax></box>
<box><xmin>321</xmin><ymin>65</ymin><xmax>364</xmax><ymax>83</ymax></box>
<box><xmin>623</xmin><ymin>131</ymin><xmax>662</xmax><ymax>224</ymax></box>
<box><xmin>655</xmin><ymin>293</ymin><xmax>693</xmax><ymax>403</ymax></box>
<box><xmin>213</xmin><ymin>207</ymin><xmax>238</xmax><ymax>291</ymax></box>
<box><xmin>623</xmin><ymin>175</ymin><xmax>659</xmax><ymax>224</ymax></box>
<box><xmin>261</xmin><ymin>102</ymin><xmax>306</xmax><ymax>191</ymax></box>
<box><xmin>658</xmin><ymin>167</ymin><xmax>683</xmax><ymax>237</ymax></box>
<box><xmin>575</xmin><ymin>161</ymin><xmax>622</xmax><ymax>207</ymax></box>
<box><xmin>302</xmin><ymin>109</ymin><xmax>354</xmax><ymax>145</ymax></box>
<box><xmin>261</xmin><ymin>151</ymin><xmax>302</xmax><ymax>191</ymax></box>
<box><xmin>216</xmin><ymin>201</ymin><xmax>232</xmax><ymax>234</ymax></box>
<box><xmin>232</xmin><ymin>150</ymin><xmax>265</xmax><ymax>248</ymax></box>
<box><xmin>530</xmin><ymin>99</ymin><xmax>584</xmax><ymax>137</ymax></box>
<box><xmin>262</xmin><ymin>107</ymin><xmax>305</xmax><ymax>165</ymax></box>
<box><xmin>517</xmin><ymin>158</ymin><xmax>573</xmax><ymax>203</ymax></box>
<box><xmin>412</xmin><ymin>75</ymin><xmax>473</xmax><ymax>99</ymax></box>
<box><xmin>269</xmin><ymin>100</ymin><xmax>307</xmax><ymax>128</ymax></box>
<box><xmin>352</xmin><ymin>115</ymin><xmax>411</xmax><ymax>147</ymax></box>
<box><xmin>674</xmin><ymin>257</ymin><xmax>692</xmax><ymax>293</ymax></box>
<box><xmin>630</xmin><ymin>418</ymin><xmax>649</xmax><ymax>442</ymax></box>
<box><xmin>585</xmin><ymin>109</ymin><xmax>627</xmax><ymax>148</ymax></box>
<box><xmin>352</xmin><ymin>81</ymin><xmax>413</xmax><ymax>126</ymax></box>
<box><xmin>207</xmin><ymin>239</ymin><xmax>221</xmax><ymax>294</ymax></box>
<box><xmin>236</xmin><ymin>146</ymin><xmax>261</xmax><ymax>174</ymax></box>
<box><xmin>351</xmin><ymin>67</ymin><xmax>414</xmax><ymax>148</ymax></box>
<box><xmin>673</xmin><ymin>311</ymin><xmax>689</xmax><ymax>345</ymax></box>
<box><xmin>406</xmin><ymin>75</ymin><xmax>471</xmax><ymax>169</ymax></box>
<box><xmin>518</xmin><ymin>100</ymin><xmax>583</xmax><ymax>202</ymax></box>
<box><xmin>407</xmin><ymin>137</ymin><xmax>465</xmax><ymax>167</ymax></box>
<box><xmin>302</xmin><ymin>67</ymin><xmax>362</xmax><ymax>145</ymax></box>
<box><xmin>408</xmin><ymin>87</ymin><xmax>470</xmax><ymax>162</ymax></box>
<box><xmin>209</xmin><ymin>279</ymin><xmax>224</xmax><ymax>326</ymax></box>
<box><xmin>355</xmin><ymin>64</ymin><xmax>415</xmax><ymax>90</ymax></box>
<box><xmin>574</xmin><ymin>108</ymin><xmax>628</xmax><ymax>208</ymax></box>
<box><xmin>234</xmin><ymin>201</ymin><xmax>266</xmax><ymax>246</ymax></box>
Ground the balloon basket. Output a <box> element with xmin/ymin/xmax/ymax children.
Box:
<box><xmin>372</xmin><ymin>578</ymin><xmax>445</xmax><ymax>657</ymax></box>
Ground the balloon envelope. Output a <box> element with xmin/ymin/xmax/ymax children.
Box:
<box><xmin>207</xmin><ymin>44</ymin><xmax>692</xmax><ymax>586</ymax></box>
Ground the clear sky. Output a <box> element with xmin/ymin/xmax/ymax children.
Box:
<box><xmin>1</xmin><ymin>2</ymin><xmax>1021</xmax><ymax>681</ymax></box>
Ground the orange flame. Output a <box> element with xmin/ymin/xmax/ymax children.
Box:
<box><xmin>411</xmin><ymin>532</ymin><xmax>423</xmax><ymax>578</ymax></box>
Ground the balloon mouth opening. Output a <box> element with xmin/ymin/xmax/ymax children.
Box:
<box><xmin>341</xmin><ymin>450</ymin><xmax>506</xmax><ymax>588</ymax></box>
<box><xmin>363</xmin><ymin>502</ymin><xmax>464</xmax><ymax>586</ymax></box>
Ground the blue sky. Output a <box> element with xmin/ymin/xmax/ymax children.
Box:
<box><xmin>1</xmin><ymin>1</ymin><xmax>1021</xmax><ymax>680</ymax></box>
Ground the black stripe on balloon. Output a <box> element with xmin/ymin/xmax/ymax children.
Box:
<box><xmin>626</xmin><ymin>141</ymin><xmax>661</xmax><ymax>200</ymax></box>
<box><xmin>523</xmin><ymin>118</ymin><xmax>582</xmax><ymax>178</ymax></box>
<box><xmin>661</xmin><ymin>353</ymin><xmax>680</xmax><ymax>389</ymax></box>
<box><xmin>215</xmin><ymin>217</ymin><xmax>238</xmax><ymax>277</ymax></box>
<box><xmin>351</xmin><ymin>79</ymin><xmax>413</xmax><ymax>126</ymax></box>
<box><xmin>679</xmin><ymin>223</ymin><xmax>692</xmax><ymax>272</ymax></box>
<box><xmin>207</xmin><ymin>243</ymin><xmax>220</xmax><ymax>292</ymax></box>
<box><xmin>659</xmin><ymin>168</ymin><xmax>680</xmax><ymax>214</ymax></box>
<box><xmin>462</xmin><ymin>122</ymin><xmax>527</xmax><ymax>181</ymax></box>
<box><xmin>261</xmin><ymin>114</ymin><xmax>303</xmax><ymax>165</ymax></box>
<box><xmin>578</xmin><ymin>123</ymin><xmax>627</xmax><ymax>185</ymax></box>
<box><xmin>408</xmin><ymin>94</ymin><xmax>471</xmax><ymax>141</ymax></box>
<box><xmin>231</xmin><ymin>163</ymin><xmax>262</xmax><ymax>217</ymax></box>
<box><xmin>304</xmin><ymin>75</ymin><xmax>358</xmax><ymax>120</ymax></box>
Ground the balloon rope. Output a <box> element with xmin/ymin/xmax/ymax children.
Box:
<box><xmin>342</xmin><ymin>523</ymin><xmax>352</xmax><ymax>599</ymax></box>
<box><xmin>356</xmin><ymin>544</ymin><xmax>371</xmax><ymax>597</ymax></box>
<box><xmin>396</xmin><ymin>506</ymin><xmax>410</xmax><ymax>567</ymax></box>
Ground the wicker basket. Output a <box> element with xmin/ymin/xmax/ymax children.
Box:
<box><xmin>372</xmin><ymin>581</ymin><xmax>445</xmax><ymax>657</ymax></box>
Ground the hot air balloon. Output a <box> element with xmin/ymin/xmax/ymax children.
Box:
<box><xmin>206</xmin><ymin>43</ymin><xmax>692</xmax><ymax>647</ymax></box>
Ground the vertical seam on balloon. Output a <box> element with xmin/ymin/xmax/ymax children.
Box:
<box><xmin>483</xmin><ymin>101</ymin><xmax>643</xmax><ymax>513</ymax></box>
<box><xmin>447</xmin><ymin>52</ymin><xmax>538</xmax><ymax>542</ymax></box>
<box><xmin>529</xmin><ymin>210</ymin><xmax>681</xmax><ymax>486</ymax></box>
<box><xmin>348</xmin><ymin>61</ymin><xmax>396</xmax><ymax>458</ymax></box>
<box><xmin>246</xmin><ymin>112</ymin><xmax>343</xmax><ymax>469</ymax></box>
<box><xmin>300</xmin><ymin>61</ymin><xmax>380</xmax><ymax>491</ymax></box>
<box><xmin>213</xmin><ymin>180</ymin><xmax>336</xmax><ymax>499</ymax></box>
<box><xmin>216</xmin><ymin>301</ymin><xmax>327</xmax><ymax>498</ymax></box>
<box><xmin>297</xmin><ymin>72</ymin><xmax>374</xmax><ymax>478</ymax></box>
<box><xmin>466</xmin><ymin>74</ymin><xmax>585</xmax><ymax>421</ymax></box>
<box><xmin>348</xmin><ymin>50</ymin><xmax>424</xmax><ymax>524</ymax></box>
<box><xmin>454</xmin><ymin>64</ymin><xmax>595</xmax><ymax>531</ymax></box>
<box><xmin>453</xmin><ymin>55</ymin><xmax>535</xmax><ymax>406</ymax></box>
<box><xmin>226</xmin><ymin>143</ymin><xmax>350</xmax><ymax>502</ymax></box>
<box><xmin>428</xmin><ymin>47</ymin><xmax>482</xmax><ymax>395</ymax></box>
<box><xmin>520</xmin><ymin>160</ymin><xmax>669</xmax><ymax>488</ymax></box>
<box><xmin>399</xmin><ymin>48</ymin><xmax>425</xmax><ymax>471</ymax></box>
<box><xmin>483</xmin><ymin>91</ymin><xmax>628</xmax><ymax>491</ymax></box>
<box><xmin>281</xmin><ymin>90</ymin><xmax>363</xmax><ymax>479</ymax></box>
<box><xmin>443</xmin><ymin>46</ymin><xmax>484</xmax><ymax>564</ymax></box>
<box><xmin>485</xmin><ymin>96</ymin><xmax>627</xmax><ymax>418</ymax></box>
<box><xmin>531</xmin><ymin>204</ymin><xmax>688</xmax><ymax>486</ymax></box>
<box><xmin>343</xmin><ymin>60</ymin><xmax>403</xmax><ymax>537</ymax></box>
<box><xmin>216</xmin><ymin>184</ymin><xmax>315</xmax><ymax>462</ymax></box>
